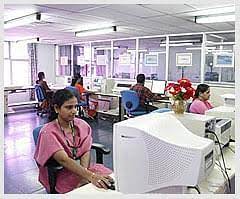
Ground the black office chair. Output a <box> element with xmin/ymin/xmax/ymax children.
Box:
<box><xmin>33</xmin><ymin>125</ymin><xmax>111</xmax><ymax>194</ymax></box>
<box><xmin>186</xmin><ymin>102</ymin><xmax>192</xmax><ymax>113</ymax></box>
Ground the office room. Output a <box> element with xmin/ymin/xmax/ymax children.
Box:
<box><xmin>3</xmin><ymin>2</ymin><xmax>237</xmax><ymax>196</ymax></box>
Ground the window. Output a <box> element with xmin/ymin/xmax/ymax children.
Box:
<box><xmin>113</xmin><ymin>39</ymin><xmax>136</xmax><ymax>79</ymax></box>
<box><xmin>91</xmin><ymin>41</ymin><xmax>111</xmax><ymax>78</ymax></box>
<box><xmin>12</xmin><ymin>61</ymin><xmax>30</xmax><ymax>86</ymax></box>
<box><xmin>204</xmin><ymin>32</ymin><xmax>235</xmax><ymax>83</ymax></box>
<box><xmin>4</xmin><ymin>60</ymin><xmax>11</xmax><ymax>86</ymax></box>
<box><xmin>139</xmin><ymin>37</ymin><xmax>166</xmax><ymax>80</ymax></box>
<box><xmin>168</xmin><ymin>35</ymin><xmax>202</xmax><ymax>83</ymax></box>
<box><xmin>4</xmin><ymin>42</ymin><xmax>30</xmax><ymax>86</ymax></box>
<box><xmin>10</xmin><ymin>42</ymin><xmax>29</xmax><ymax>59</ymax></box>
<box><xmin>4</xmin><ymin>42</ymin><xmax>9</xmax><ymax>59</ymax></box>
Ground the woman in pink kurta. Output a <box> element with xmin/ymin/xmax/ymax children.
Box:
<box><xmin>34</xmin><ymin>89</ymin><xmax>113</xmax><ymax>193</ymax></box>
<box><xmin>189</xmin><ymin>84</ymin><xmax>213</xmax><ymax>115</ymax></box>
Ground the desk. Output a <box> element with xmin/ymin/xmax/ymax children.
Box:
<box><xmin>49</xmin><ymin>85</ymin><xmax>65</xmax><ymax>91</ymax></box>
<box><xmin>152</xmin><ymin>99</ymin><xmax>171</xmax><ymax>108</ymax></box>
<box><xmin>4</xmin><ymin>85</ymin><xmax>35</xmax><ymax>93</ymax></box>
<box><xmin>68</xmin><ymin>143</ymin><xmax>235</xmax><ymax>194</ymax></box>
<box><xmin>4</xmin><ymin>86</ymin><xmax>37</xmax><ymax>115</ymax></box>
<box><xmin>92</xmin><ymin>92</ymin><xmax>123</xmax><ymax>122</ymax></box>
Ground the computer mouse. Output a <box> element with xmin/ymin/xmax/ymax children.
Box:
<box><xmin>103</xmin><ymin>179</ymin><xmax>115</xmax><ymax>190</ymax></box>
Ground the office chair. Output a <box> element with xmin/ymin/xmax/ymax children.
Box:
<box><xmin>35</xmin><ymin>84</ymin><xmax>48</xmax><ymax>116</ymax></box>
<box><xmin>186</xmin><ymin>102</ymin><xmax>192</xmax><ymax>113</ymax></box>
<box><xmin>33</xmin><ymin>125</ymin><xmax>111</xmax><ymax>194</ymax></box>
<box><xmin>120</xmin><ymin>90</ymin><xmax>148</xmax><ymax>118</ymax></box>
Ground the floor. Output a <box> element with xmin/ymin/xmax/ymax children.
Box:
<box><xmin>4</xmin><ymin>111</ymin><xmax>114</xmax><ymax>194</ymax></box>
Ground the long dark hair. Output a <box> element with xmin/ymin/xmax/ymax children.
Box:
<box><xmin>194</xmin><ymin>84</ymin><xmax>210</xmax><ymax>99</ymax></box>
<box><xmin>48</xmin><ymin>89</ymin><xmax>75</xmax><ymax>122</ymax></box>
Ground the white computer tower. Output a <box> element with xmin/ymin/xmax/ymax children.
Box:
<box><xmin>167</xmin><ymin>112</ymin><xmax>216</xmax><ymax>137</ymax></box>
<box><xmin>206</xmin><ymin>106</ymin><xmax>235</xmax><ymax>140</ymax></box>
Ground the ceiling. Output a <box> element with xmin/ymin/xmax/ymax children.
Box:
<box><xmin>4</xmin><ymin>3</ymin><xmax>235</xmax><ymax>44</ymax></box>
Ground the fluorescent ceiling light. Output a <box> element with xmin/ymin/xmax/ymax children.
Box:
<box><xmin>160</xmin><ymin>43</ymin><xmax>194</xmax><ymax>47</ymax></box>
<box><xmin>16</xmin><ymin>37</ymin><xmax>40</xmax><ymax>43</ymax></box>
<box><xmin>75</xmin><ymin>26</ymin><xmax>117</xmax><ymax>37</ymax></box>
<box><xmin>188</xmin><ymin>6</ymin><xmax>235</xmax><ymax>16</ymax></box>
<box><xmin>95</xmin><ymin>47</ymin><xmax>118</xmax><ymax>50</ymax></box>
<box><xmin>186</xmin><ymin>47</ymin><xmax>202</xmax><ymax>50</ymax></box>
<box><xmin>4</xmin><ymin>13</ymin><xmax>41</xmax><ymax>29</ymax></box>
<box><xmin>195</xmin><ymin>14</ymin><xmax>235</xmax><ymax>23</ymax></box>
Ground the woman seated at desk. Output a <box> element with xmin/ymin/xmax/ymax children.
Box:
<box><xmin>75</xmin><ymin>76</ymin><xmax>98</xmax><ymax>118</ymax></box>
<box><xmin>36</xmin><ymin>72</ymin><xmax>54</xmax><ymax>100</ymax></box>
<box><xmin>189</xmin><ymin>84</ymin><xmax>213</xmax><ymax>115</ymax></box>
<box><xmin>34</xmin><ymin>89</ymin><xmax>113</xmax><ymax>193</ymax></box>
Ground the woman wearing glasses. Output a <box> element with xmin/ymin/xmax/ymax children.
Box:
<box><xmin>189</xmin><ymin>84</ymin><xmax>213</xmax><ymax>115</ymax></box>
<box><xmin>34</xmin><ymin>89</ymin><xmax>113</xmax><ymax>193</ymax></box>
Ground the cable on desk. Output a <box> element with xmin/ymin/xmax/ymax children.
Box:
<box><xmin>187</xmin><ymin>185</ymin><xmax>200</xmax><ymax>194</ymax></box>
<box><xmin>206</xmin><ymin>130</ymin><xmax>231</xmax><ymax>193</ymax></box>
<box><xmin>227</xmin><ymin>146</ymin><xmax>235</xmax><ymax>153</ymax></box>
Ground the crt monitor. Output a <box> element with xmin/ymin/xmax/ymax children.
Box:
<box><xmin>113</xmin><ymin>112</ymin><xmax>214</xmax><ymax>194</ymax></box>
<box><xmin>144</xmin><ymin>80</ymin><xmax>153</xmax><ymax>90</ymax></box>
<box><xmin>151</xmin><ymin>80</ymin><xmax>166</xmax><ymax>95</ymax></box>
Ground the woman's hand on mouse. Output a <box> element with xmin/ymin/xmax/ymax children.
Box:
<box><xmin>90</xmin><ymin>173</ymin><xmax>114</xmax><ymax>189</ymax></box>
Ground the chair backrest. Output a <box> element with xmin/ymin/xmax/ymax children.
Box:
<box><xmin>35</xmin><ymin>84</ymin><xmax>46</xmax><ymax>102</ymax></box>
<box><xmin>186</xmin><ymin>102</ymin><xmax>192</xmax><ymax>113</ymax></box>
<box><xmin>120</xmin><ymin>90</ymin><xmax>140</xmax><ymax>112</ymax></box>
<box><xmin>33</xmin><ymin>125</ymin><xmax>43</xmax><ymax>145</ymax></box>
<box><xmin>65</xmin><ymin>86</ymin><xmax>81</xmax><ymax>103</ymax></box>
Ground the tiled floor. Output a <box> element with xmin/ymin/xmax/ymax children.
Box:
<box><xmin>4</xmin><ymin>111</ymin><xmax>114</xmax><ymax>194</ymax></box>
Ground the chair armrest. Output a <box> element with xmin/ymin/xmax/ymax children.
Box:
<box><xmin>91</xmin><ymin>143</ymin><xmax>111</xmax><ymax>164</ymax></box>
<box><xmin>45</xmin><ymin>158</ymin><xmax>63</xmax><ymax>170</ymax></box>
<box><xmin>91</xmin><ymin>143</ymin><xmax>111</xmax><ymax>154</ymax></box>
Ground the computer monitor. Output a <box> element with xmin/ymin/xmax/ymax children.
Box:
<box><xmin>113</xmin><ymin>112</ymin><xmax>215</xmax><ymax>194</ymax></box>
<box><xmin>151</xmin><ymin>80</ymin><xmax>166</xmax><ymax>95</ymax></box>
<box><xmin>144</xmin><ymin>80</ymin><xmax>153</xmax><ymax>90</ymax></box>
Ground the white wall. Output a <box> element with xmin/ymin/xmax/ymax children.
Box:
<box><xmin>37</xmin><ymin>44</ymin><xmax>56</xmax><ymax>84</ymax></box>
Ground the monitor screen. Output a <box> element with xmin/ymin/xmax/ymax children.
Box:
<box><xmin>151</xmin><ymin>80</ymin><xmax>166</xmax><ymax>95</ymax></box>
<box><xmin>144</xmin><ymin>80</ymin><xmax>153</xmax><ymax>90</ymax></box>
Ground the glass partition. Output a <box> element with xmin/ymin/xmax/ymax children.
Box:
<box><xmin>168</xmin><ymin>34</ymin><xmax>202</xmax><ymax>83</ymax></box>
<box><xmin>204</xmin><ymin>32</ymin><xmax>235</xmax><ymax>83</ymax></box>
<box><xmin>72</xmin><ymin>43</ymin><xmax>91</xmax><ymax>77</ymax></box>
<box><xmin>139</xmin><ymin>37</ymin><xmax>166</xmax><ymax>80</ymax></box>
<box><xmin>91</xmin><ymin>41</ymin><xmax>111</xmax><ymax>78</ymax></box>
<box><xmin>113</xmin><ymin>39</ymin><xmax>136</xmax><ymax>79</ymax></box>
<box><xmin>57</xmin><ymin>45</ymin><xmax>72</xmax><ymax>76</ymax></box>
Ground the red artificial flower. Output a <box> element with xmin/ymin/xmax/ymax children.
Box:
<box><xmin>177</xmin><ymin>78</ymin><xmax>192</xmax><ymax>88</ymax></box>
<box><xmin>165</xmin><ymin>78</ymin><xmax>195</xmax><ymax>101</ymax></box>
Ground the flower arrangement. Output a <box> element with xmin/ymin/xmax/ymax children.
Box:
<box><xmin>165</xmin><ymin>78</ymin><xmax>195</xmax><ymax>101</ymax></box>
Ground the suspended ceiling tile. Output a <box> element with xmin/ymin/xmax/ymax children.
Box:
<box><xmin>142</xmin><ymin>4</ymin><xmax>197</xmax><ymax>15</ymax></box>
<box><xmin>106</xmin><ymin>4</ymin><xmax>165</xmax><ymax>18</ymax></box>
<box><xmin>42</xmin><ymin>4</ymin><xmax>109</xmax><ymax>12</ymax></box>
